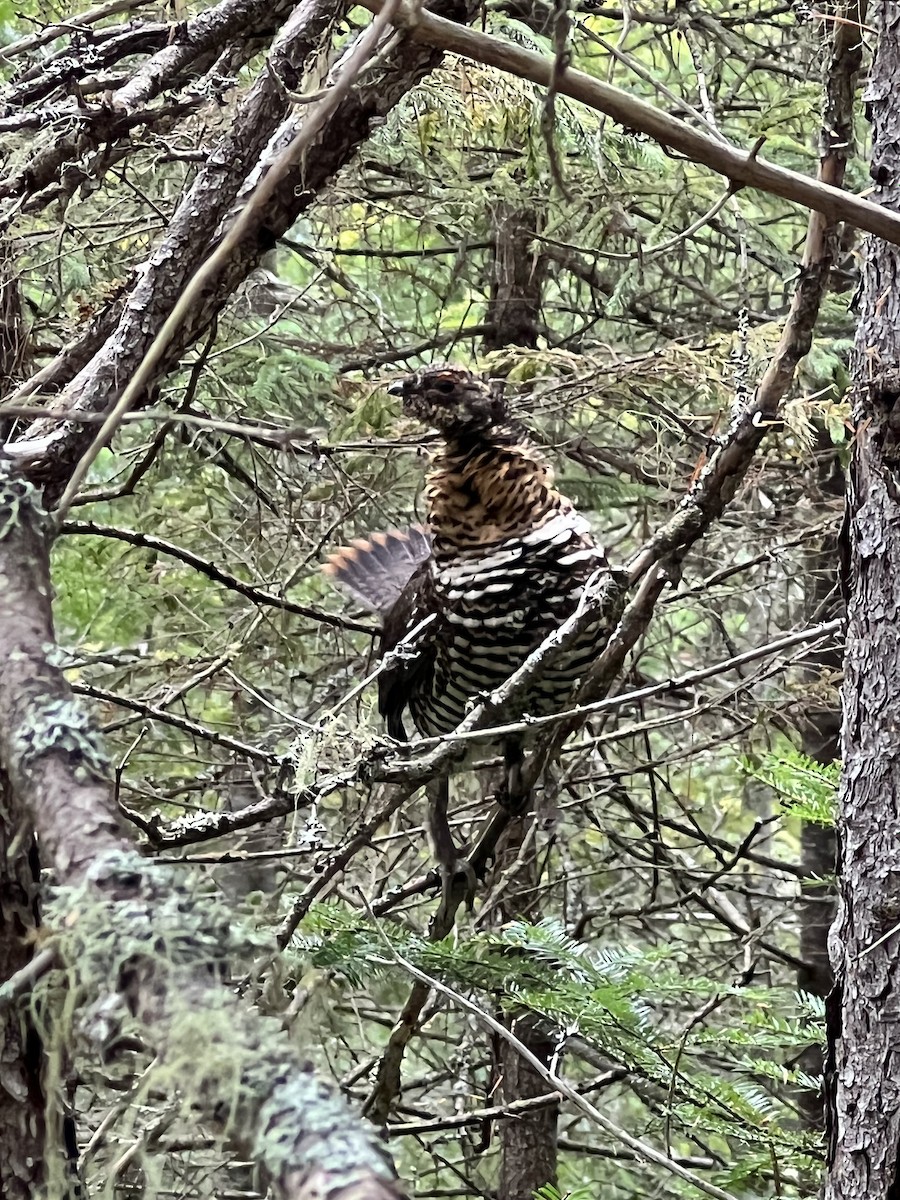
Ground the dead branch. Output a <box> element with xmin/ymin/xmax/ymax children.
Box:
<box><xmin>3</xmin><ymin>0</ymin><xmax>483</xmax><ymax>490</ymax></box>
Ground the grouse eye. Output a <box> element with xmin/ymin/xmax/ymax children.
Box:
<box><xmin>434</xmin><ymin>380</ymin><xmax>455</xmax><ymax>394</ymax></box>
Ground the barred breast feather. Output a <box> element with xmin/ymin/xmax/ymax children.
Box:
<box><xmin>325</xmin><ymin>365</ymin><xmax>610</xmax><ymax>741</ymax></box>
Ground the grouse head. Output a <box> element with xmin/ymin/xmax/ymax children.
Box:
<box><xmin>387</xmin><ymin>364</ymin><xmax>508</xmax><ymax>435</ymax></box>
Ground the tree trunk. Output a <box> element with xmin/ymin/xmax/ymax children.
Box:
<box><xmin>0</xmin><ymin>241</ymin><xmax>45</xmax><ymax>1200</ymax></box>
<box><xmin>493</xmin><ymin>817</ymin><xmax>558</xmax><ymax>1200</ymax></box>
<box><xmin>0</xmin><ymin>775</ymin><xmax>45</xmax><ymax>1200</ymax></box>
<box><xmin>482</xmin><ymin>201</ymin><xmax>545</xmax><ymax>352</ymax></box>
<box><xmin>793</xmin><ymin>448</ymin><xmax>844</xmax><ymax>1133</ymax></box>
<box><xmin>795</xmin><ymin>11</ymin><xmax>868</xmax><ymax>1101</ymax></box>
<box><xmin>825</xmin><ymin>7</ymin><xmax>900</xmax><ymax>1196</ymax></box>
<box><xmin>0</xmin><ymin>456</ymin><xmax>402</xmax><ymax>1200</ymax></box>
<box><xmin>479</xmin><ymin>195</ymin><xmax>556</xmax><ymax>1200</ymax></box>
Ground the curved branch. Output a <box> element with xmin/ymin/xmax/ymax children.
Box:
<box><xmin>62</xmin><ymin>520</ymin><xmax>375</xmax><ymax>634</ymax></box>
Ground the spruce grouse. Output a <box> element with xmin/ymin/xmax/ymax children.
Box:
<box><xmin>325</xmin><ymin>363</ymin><xmax>609</xmax><ymax>748</ymax></box>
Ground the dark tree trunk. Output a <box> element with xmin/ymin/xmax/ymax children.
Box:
<box><xmin>793</xmin><ymin>448</ymin><xmax>844</xmax><ymax>1133</ymax></box>
<box><xmin>795</xmin><ymin>682</ymin><xmax>839</xmax><ymax>1139</ymax></box>
<box><xmin>0</xmin><ymin>775</ymin><xmax>45</xmax><ymax>1200</ymax></box>
<box><xmin>0</xmin><ymin>241</ymin><xmax>45</xmax><ymax>1200</ymax></box>
<box><xmin>493</xmin><ymin>818</ymin><xmax>558</xmax><ymax>1200</ymax></box>
<box><xmin>479</xmin><ymin>193</ymin><xmax>556</xmax><ymax>1200</ymax></box>
<box><xmin>482</xmin><ymin>201</ymin><xmax>545</xmax><ymax>352</ymax></box>
<box><xmin>785</xmin><ymin>0</ymin><xmax>865</xmax><ymax>1139</ymax></box>
<box><xmin>825</xmin><ymin>8</ymin><xmax>900</xmax><ymax>1197</ymax></box>
<box><xmin>498</xmin><ymin>1017</ymin><xmax>557</xmax><ymax>1200</ymax></box>
<box><xmin>794</xmin><ymin>8</ymin><xmax>868</xmax><ymax>1074</ymax></box>
<box><xmin>796</xmin><ymin>531</ymin><xmax>842</xmax><ymax>1012</ymax></box>
<box><xmin>0</xmin><ymin>240</ymin><xmax>28</xmax><ymax>402</ymax></box>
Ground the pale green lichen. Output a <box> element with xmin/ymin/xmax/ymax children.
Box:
<box><xmin>0</xmin><ymin>468</ymin><xmax>97</xmax><ymax>781</ymax></box>
<box><xmin>253</xmin><ymin>1071</ymin><xmax>394</xmax><ymax>1183</ymax></box>
<box><xmin>42</xmin><ymin>642</ymin><xmax>73</xmax><ymax>669</ymax></box>
<box><xmin>75</xmin><ymin>848</ymin><xmax>259</xmax><ymax>967</ymax></box>
<box><xmin>0</xmin><ymin>469</ymin><xmax>48</xmax><ymax>541</ymax></box>
<box><xmin>11</xmin><ymin>695</ymin><xmax>111</xmax><ymax>783</ymax></box>
<box><xmin>38</xmin><ymin>848</ymin><xmax>397</xmax><ymax>1192</ymax></box>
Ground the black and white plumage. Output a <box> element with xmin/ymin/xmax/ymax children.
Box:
<box><xmin>326</xmin><ymin>365</ymin><xmax>609</xmax><ymax>742</ymax></box>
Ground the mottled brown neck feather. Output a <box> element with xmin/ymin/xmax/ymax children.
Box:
<box><xmin>426</xmin><ymin>427</ymin><xmax>566</xmax><ymax>552</ymax></box>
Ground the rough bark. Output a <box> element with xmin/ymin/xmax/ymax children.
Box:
<box><xmin>494</xmin><ymin>818</ymin><xmax>558</xmax><ymax>1200</ymax></box>
<box><xmin>482</xmin><ymin>202</ymin><xmax>545</xmax><ymax>352</ymax></box>
<box><xmin>0</xmin><ymin>242</ymin><xmax>28</xmax><ymax>403</ymax></box>
<box><xmin>0</xmin><ymin>240</ymin><xmax>44</xmax><ymax>1200</ymax></box>
<box><xmin>778</xmin><ymin>3</ymin><xmax>865</xmax><ymax>1134</ymax></box>
<box><xmin>795</xmin><ymin>495</ymin><xmax>842</xmax><ymax>1134</ymax></box>
<box><xmin>792</xmin><ymin>0</ymin><xmax>868</xmax><ymax>1123</ymax></box>
<box><xmin>0</xmin><ymin>0</ymin><xmax>303</xmax><ymax>207</ymax></box>
<box><xmin>825</xmin><ymin>7</ymin><xmax>900</xmax><ymax>1197</ymax></box>
<box><xmin>0</xmin><ymin>774</ymin><xmax>44</xmax><ymax>1200</ymax></box>
<box><xmin>795</xmin><ymin>463</ymin><xmax>844</xmax><ymax>1001</ymax></box>
<box><xmin>480</xmin><ymin>202</ymin><xmax>556</xmax><ymax>1199</ymax></box>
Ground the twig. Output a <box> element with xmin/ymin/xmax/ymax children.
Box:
<box><xmin>74</xmin><ymin>681</ymin><xmax>279</xmax><ymax>762</ymax></box>
<box><xmin>0</xmin><ymin>948</ymin><xmax>58</xmax><ymax>1010</ymax></box>
<box><xmin>370</xmin><ymin>930</ymin><xmax>742</xmax><ymax>1200</ymax></box>
<box><xmin>61</xmin><ymin>520</ymin><xmax>375</xmax><ymax>634</ymax></box>
<box><xmin>0</xmin><ymin>0</ymin><xmax>151</xmax><ymax>60</ymax></box>
<box><xmin>392</xmin><ymin>618</ymin><xmax>843</xmax><ymax>751</ymax></box>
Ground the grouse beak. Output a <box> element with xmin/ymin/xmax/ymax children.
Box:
<box><xmin>386</xmin><ymin>380</ymin><xmax>406</xmax><ymax>396</ymax></box>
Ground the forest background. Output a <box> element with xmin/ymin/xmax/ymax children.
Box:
<box><xmin>0</xmin><ymin>2</ymin><xmax>889</xmax><ymax>1199</ymax></box>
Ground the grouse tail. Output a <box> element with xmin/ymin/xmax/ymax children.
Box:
<box><xmin>323</xmin><ymin>525</ymin><xmax>431</xmax><ymax>616</ymax></box>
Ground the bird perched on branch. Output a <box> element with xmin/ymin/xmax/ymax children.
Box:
<box><xmin>325</xmin><ymin>364</ymin><xmax>609</xmax><ymax>912</ymax></box>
